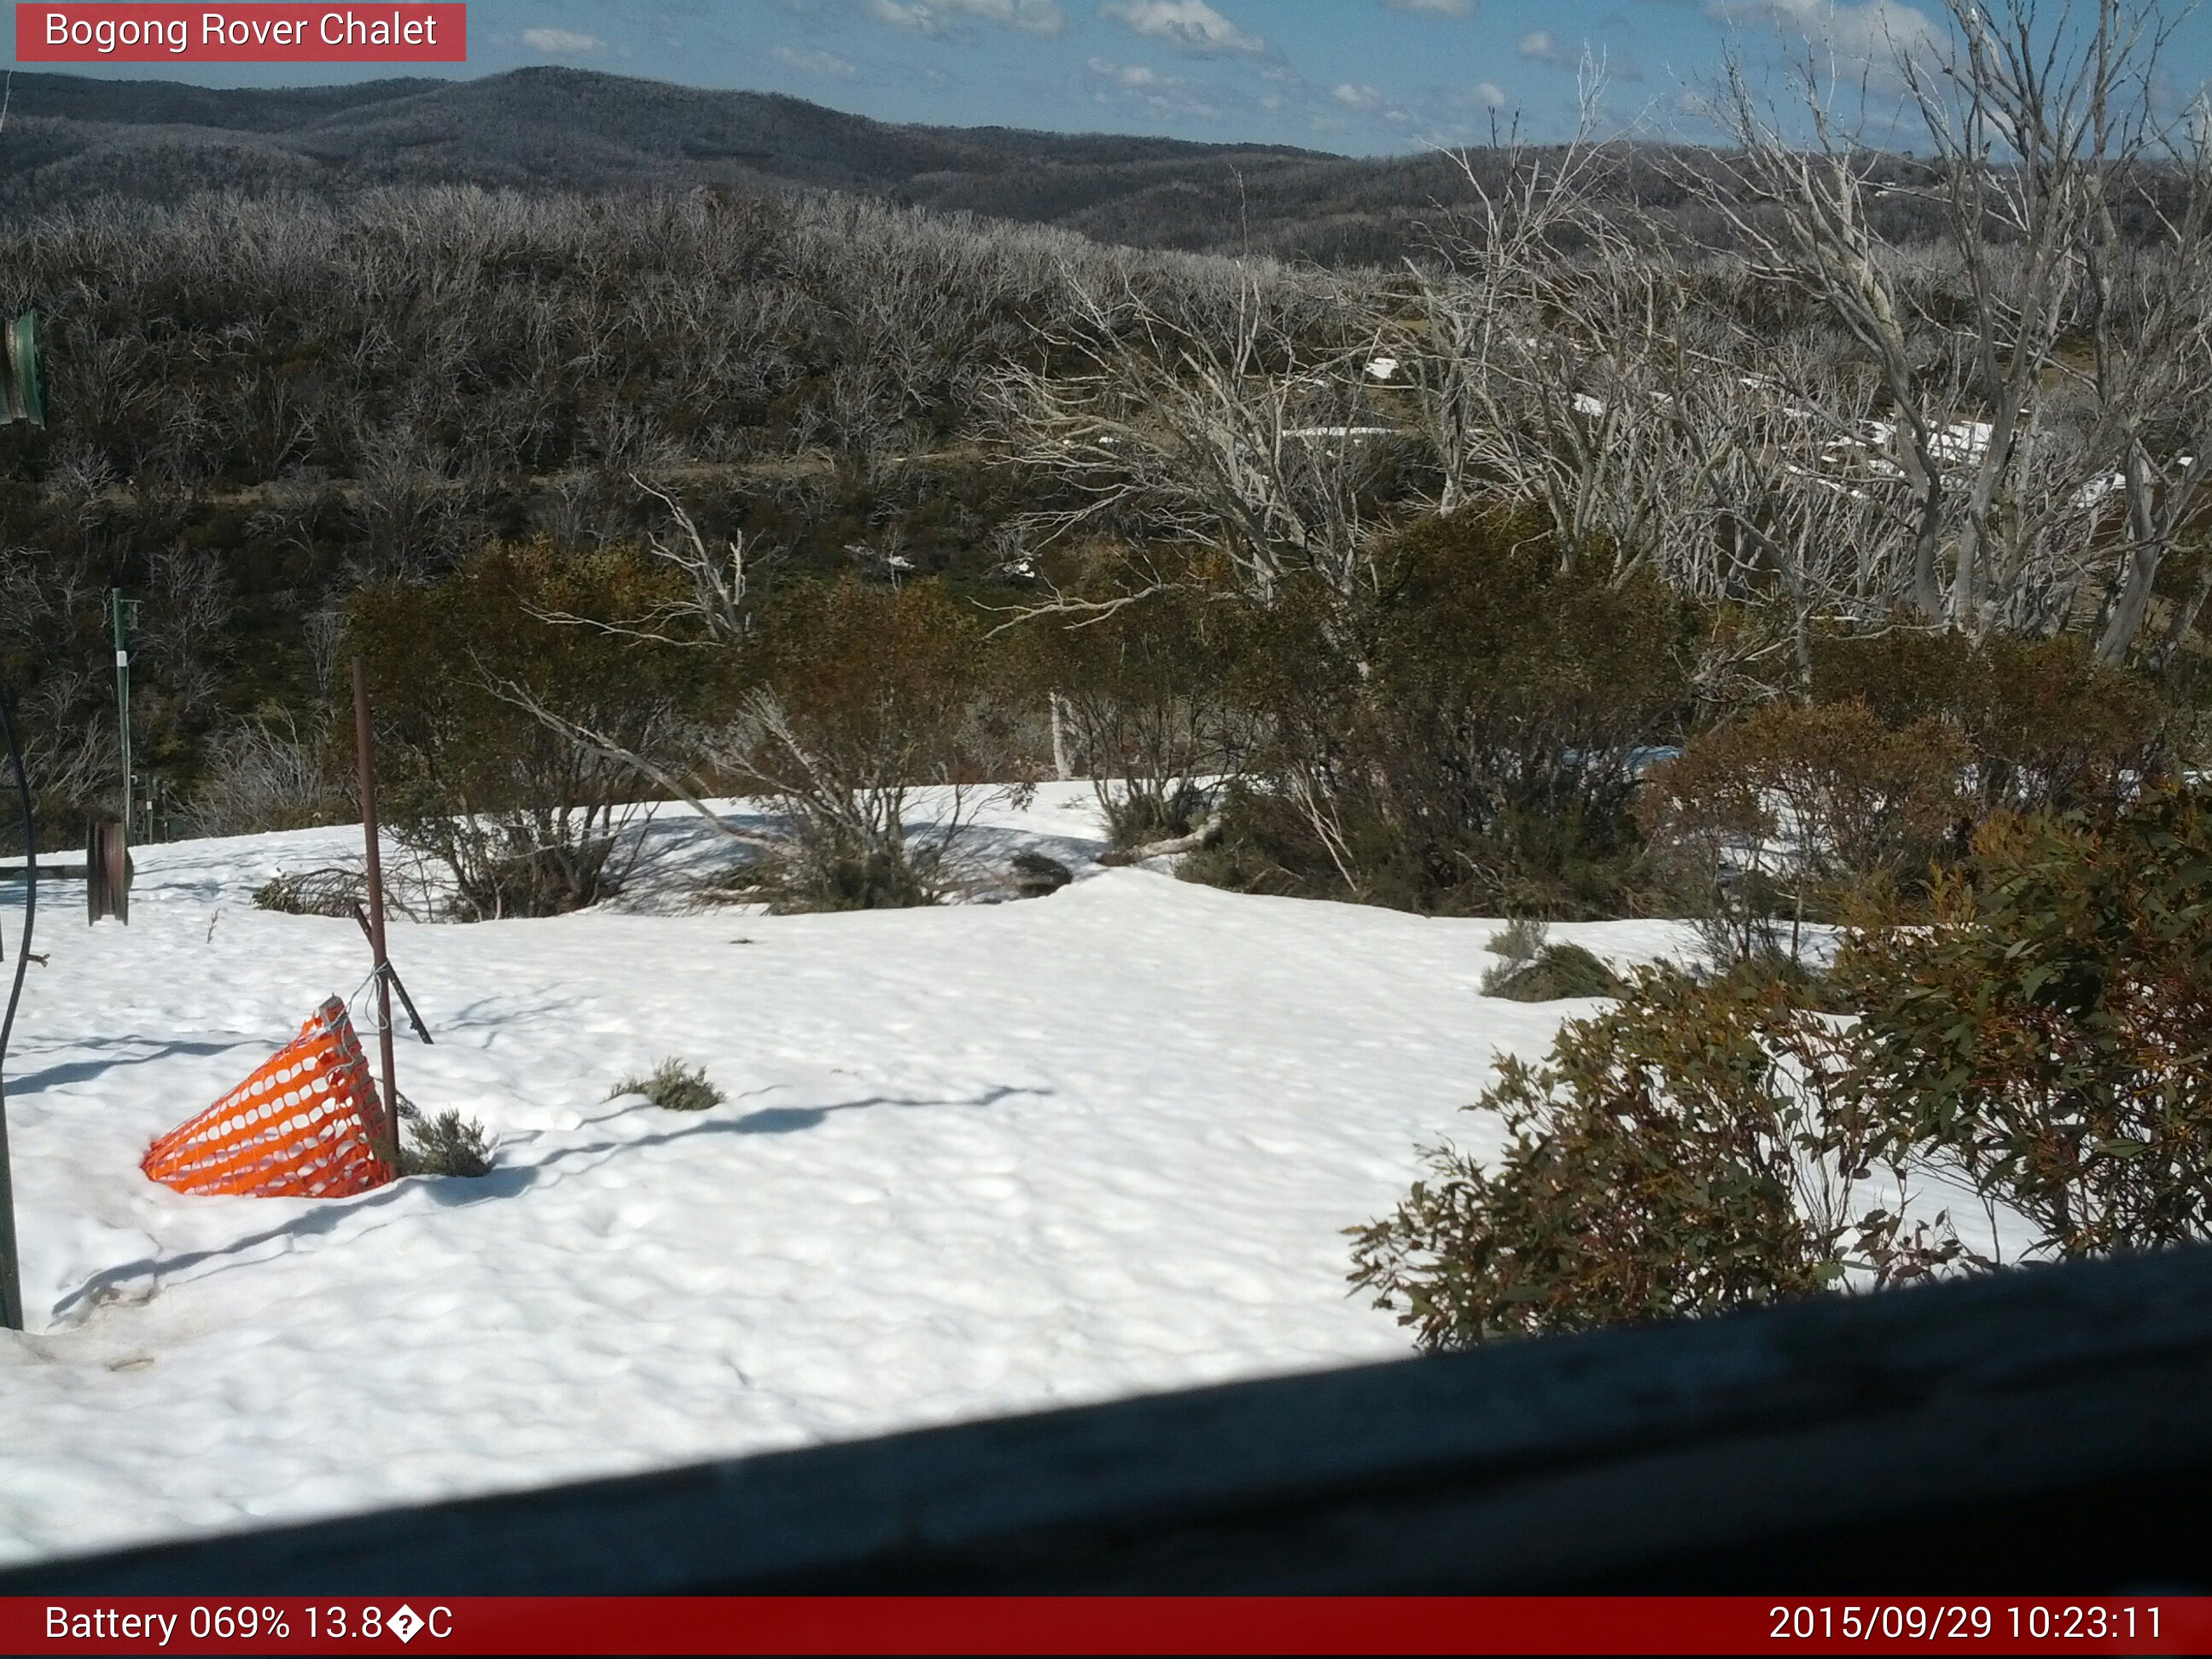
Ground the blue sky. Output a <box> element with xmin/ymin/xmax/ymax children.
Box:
<box><xmin>15</xmin><ymin>2</ymin><xmax>2212</xmax><ymax>156</ymax></box>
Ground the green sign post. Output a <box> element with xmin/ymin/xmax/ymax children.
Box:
<box><xmin>0</xmin><ymin>312</ymin><xmax>44</xmax><ymax>429</ymax></box>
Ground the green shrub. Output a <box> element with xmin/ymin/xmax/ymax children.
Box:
<box><xmin>1700</xmin><ymin>941</ymin><xmax>1855</xmax><ymax>1014</ymax></box>
<box><xmin>1355</xmin><ymin>787</ymin><xmax>2212</xmax><ymax>1353</ymax></box>
<box><xmin>1481</xmin><ymin>941</ymin><xmax>1623</xmax><ymax>1002</ymax></box>
<box><xmin>718</xmin><ymin>577</ymin><xmax>991</xmax><ymax>912</ymax></box>
<box><xmin>396</xmin><ymin>1103</ymin><xmax>494</xmax><ymax>1178</ymax></box>
<box><xmin>724</xmin><ymin>841</ymin><xmax>939</xmax><ymax>913</ymax></box>
<box><xmin>1485</xmin><ymin>916</ymin><xmax>1550</xmax><ymax>961</ymax></box>
<box><xmin>1805</xmin><ymin>626</ymin><xmax>1971</xmax><ymax>729</ymax></box>
<box><xmin>1842</xmin><ymin>787</ymin><xmax>2212</xmax><ymax>1256</ymax></box>
<box><xmin>349</xmin><ymin>543</ymin><xmax>707</xmax><ymax>921</ymax></box>
<box><xmin>1961</xmin><ymin>636</ymin><xmax>2168</xmax><ymax>811</ymax></box>
<box><xmin>1638</xmin><ymin>697</ymin><xmax>1968</xmax><ymax>960</ymax></box>
<box><xmin>1012</xmin><ymin>555</ymin><xmax>1249</xmax><ymax>853</ymax></box>
<box><xmin>1809</xmin><ymin>630</ymin><xmax>2166</xmax><ymax>813</ymax></box>
<box><xmin>614</xmin><ymin>1058</ymin><xmax>725</xmax><ymax>1114</ymax></box>
<box><xmin>1099</xmin><ymin>782</ymin><xmax>1211</xmax><ymax>851</ymax></box>
<box><xmin>1351</xmin><ymin>970</ymin><xmax>1947</xmax><ymax>1349</ymax></box>
<box><xmin>1479</xmin><ymin>915</ymin><xmax>1625</xmax><ymax>998</ymax></box>
<box><xmin>1010</xmin><ymin>849</ymin><xmax>1074</xmax><ymax>897</ymax></box>
<box><xmin>252</xmin><ymin>866</ymin><xmax>368</xmax><ymax>919</ymax></box>
<box><xmin>1200</xmin><ymin>509</ymin><xmax>1691</xmax><ymax>917</ymax></box>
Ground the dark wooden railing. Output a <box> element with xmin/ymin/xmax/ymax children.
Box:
<box><xmin>7</xmin><ymin>1245</ymin><xmax>2209</xmax><ymax>1593</ymax></box>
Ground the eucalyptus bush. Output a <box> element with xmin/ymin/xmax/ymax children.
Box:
<box><xmin>1351</xmin><ymin>969</ymin><xmax>1952</xmax><ymax>1349</ymax></box>
<box><xmin>1354</xmin><ymin>787</ymin><xmax>2212</xmax><ymax>1350</ymax></box>
<box><xmin>1843</xmin><ymin>787</ymin><xmax>2212</xmax><ymax>1256</ymax></box>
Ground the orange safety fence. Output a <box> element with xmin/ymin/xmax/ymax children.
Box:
<box><xmin>143</xmin><ymin>997</ymin><xmax>396</xmax><ymax>1198</ymax></box>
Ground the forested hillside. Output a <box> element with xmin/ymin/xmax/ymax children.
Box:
<box><xmin>0</xmin><ymin>67</ymin><xmax>1338</xmax><ymax>243</ymax></box>
<box><xmin>0</xmin><ymin>67</ymin><xmax>1956</xmax><ymax>263</ymax></box>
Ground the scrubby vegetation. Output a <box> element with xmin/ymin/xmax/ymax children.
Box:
<box><xmin>1010</xmin><ymin>850</ymin><xmax>1073</xmax><ymax>898</ymax></box>
<box><xmin>1352</xmin><ymin>968</ymin><xmax>1946</xmax><ymax>1346</ymax></box>
<box><xmin>1166</xmin><ymin>512</ymin><xmax>1691</xmax><ymax>917</ymax></box>
<box><xmin>251</xmin><ymin>866</ymin><xmax>369</xmax><ymax>919</ymax></box>
<box><xmin>713</xmin><ymin>577</ymin><xmax>1004</xmax><ymax>913</ymax></box>
<box><xmin>614</xmin><ymin>1059</ymin><xmax>725</xmax><ymax>1115</ymax></box>
<box><xmin>1355</xmin><ymin>785</ymin><xmax>2212</xmax><ymax>1349</ymax></box>
<box><xmin>347</xmin><ymin>544</ymin><xmax>705</xmax><ymax>919</ymax></box>
<box><xmin>1481</xmin><ymin>941</ymin><xmax>1623</xmax><ymax>1004</ymax></box>
<box><xmin>397</xmin><ymin>1103</ymin><xmax>496</xmax><ymax>1179</ymax></box>
<box><xmin>1845</xmin><ymin>789</ymin><xmax>2212</xmax><ymax>1258</ymax></box>
<box><xmin>1479</xmin><ymin>918</ymin><xmax>1625</xmax><ymax>1001</ymax></box>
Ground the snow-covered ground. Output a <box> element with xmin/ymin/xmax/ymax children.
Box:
<box><xmin>0</xmin><ymin>784</ymin><xmax>1694</xmax><ymax>1567</ymax></box>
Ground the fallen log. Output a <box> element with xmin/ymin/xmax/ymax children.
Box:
<box><xmin>1096</xmin><ymin>812</ymin><xmax>1225</xmax><ymax>868</ymax></box>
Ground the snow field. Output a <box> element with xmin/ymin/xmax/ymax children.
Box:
<box><xmin>0</xmin><ymin>785</ymin><xmax>1692</xmax><ymax>1564</ymax></box>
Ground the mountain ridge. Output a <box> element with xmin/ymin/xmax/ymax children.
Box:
<box><xmin>0</xmin><ymin>67</ymin><xmax>1516</xmax><ymax>261</ymax></box>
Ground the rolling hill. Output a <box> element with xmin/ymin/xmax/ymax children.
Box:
<box><xmin>0</xmin><ymin>66</ymin><xmax>1639</xmax><ymax>261</ymax></box>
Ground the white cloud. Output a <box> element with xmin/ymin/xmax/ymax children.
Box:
<box><xmin>1327</xmin><ymin>79</ymin><xmax>1420</xmax><ymax>127</ymax></box>
<box><xmin>870</xmin><ymin>0</ymin><xmax>1068</xmax><ymax>37</ymax></box>
<box><xmin>941</xmin><ymin>0</ymin><xmax>1069</xmax><ymax>33</ymax></box>
<box><xmin>1704</xmin><ymin>0</ymin><xmax>1942</xmax><ymax>71</ymax></box>
<box><xmin>774</xmin><ymin>44</ymin><xmax>857</xmax><ymax>75</ymax></box>
<box><xmin>1090</xmin><ymin>55</ymin><xmax>1161</xmax><ymax>85</ymax></box>
<box><xmin>1099</xmin><ymin>0</ymin><xmax>1266</xmax><ymax>56</ymax></box>
<box><xmin>868</xmin><ymin>0</ymin><xmax>934</xmax><ymax>32</ymax></box>
<box><xmin>1517</xmin><ymin>28</ymin><xmax>1572</xmax><ymax>65</ymax></box>
<box><xmin>1086</xmin><ymin>55</ymin><xmax>1219</xmax><ymax>117</ymax></box>
<box><xmin>1471</xmin><ymin>79</ymin><xmax>1508</xmax><ymax>108</ymax></box>
<box><xmin>1382</xmin><ymin>0</ymin><xmax>1474</xmax><ymax>15</ymax></box>
<box><xmin>521</xmin><ymin>26</ymin><xmax>602</xmax><ymax>53</ymax></box>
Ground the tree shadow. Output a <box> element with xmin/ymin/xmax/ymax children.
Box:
<box><xmin>49</xmin><ymin>1082</ymin><xmax>1050</xmax><ymax>1319</ymax></box>
<box><xmin>439</xmin><ymin>993</ymin><xmax>585</xmax><ymax>1030</ymax></box>
<box><xmin>50</xmin><ymin>1178</ymin><xmax>423</xmax><ymax>1324</ymax></box>
<box><xmin>419</xmin><ymin>1084</ymin><xmax>1047</xmax><ymax>1208</ymax></box>
<box><xmin>8</xmin><ymin>1039</ymin><xmax>259</xmax><ymax>1097</ymax></box>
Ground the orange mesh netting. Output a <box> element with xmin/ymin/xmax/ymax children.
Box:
<box><xmin>143</xmin><ymin>997</ymin><xmax>396</xmax><ymax>1198</ymax></box>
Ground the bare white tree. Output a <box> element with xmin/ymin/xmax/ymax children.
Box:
<box><xmin>1692</xmin><ymin>0</ymin><xmax>2212</xmax><ymax>661</ymax></box>
<box><xmin>990</xmin><ymin>263</ymin><xmax>1400</xmax><ymax>609</ymax></box>
<box><xmin>1395</xmin><ymin>74</ymin><xmax>1739</xmax><ymax>591</ymax></box>
<box><xmin>524</xmin><ymin>475</ymin><xmax>757</xmax><ymax>649</ymax></box>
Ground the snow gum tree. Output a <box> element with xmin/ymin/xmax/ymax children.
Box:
<box><xmin>1694</xmin><ymin>0</ymin><xmax>2212</xmax><ymax>661</ymax></box>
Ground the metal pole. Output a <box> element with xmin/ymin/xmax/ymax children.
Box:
<box><xmin>350</xmin><ymin>904</ymin><xmax>433</xmax><ymax>1045</ymax></box>
<box><xmin>0</xmin><ymin>673</ymin><xmax>36</xmax><ymax>1331</ymax></box>
<box><xmin>109</xmin><ymin>590</ymin><xmax>131</xmax><ymax>845</ymax></box>
<box><xmin>351</xmin><ymin>656</ymin><xmax>401</xmax><ymax>1169</ymax></box>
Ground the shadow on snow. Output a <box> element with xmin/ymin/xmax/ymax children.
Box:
<box><xmin>48</xmin><ymin>1082</ymin><xmax>1048</xmax><ymax>1323</ymax></box>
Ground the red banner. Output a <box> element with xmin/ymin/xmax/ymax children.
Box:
<box><xmin>14</xmin><ymin>4</ymin><xmax>465</xmax><ymax>62</ymax></box>
<box><xmin>1</xmin><ymin>1597</ymin><xmax>2207</xmax><ymax>1655</ymax></box>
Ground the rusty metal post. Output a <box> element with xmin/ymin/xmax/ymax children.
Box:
<box><xmin>351</xmin><ymin>655</ymin><xmax>401</xmax><ymax>1170</ymax></box>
